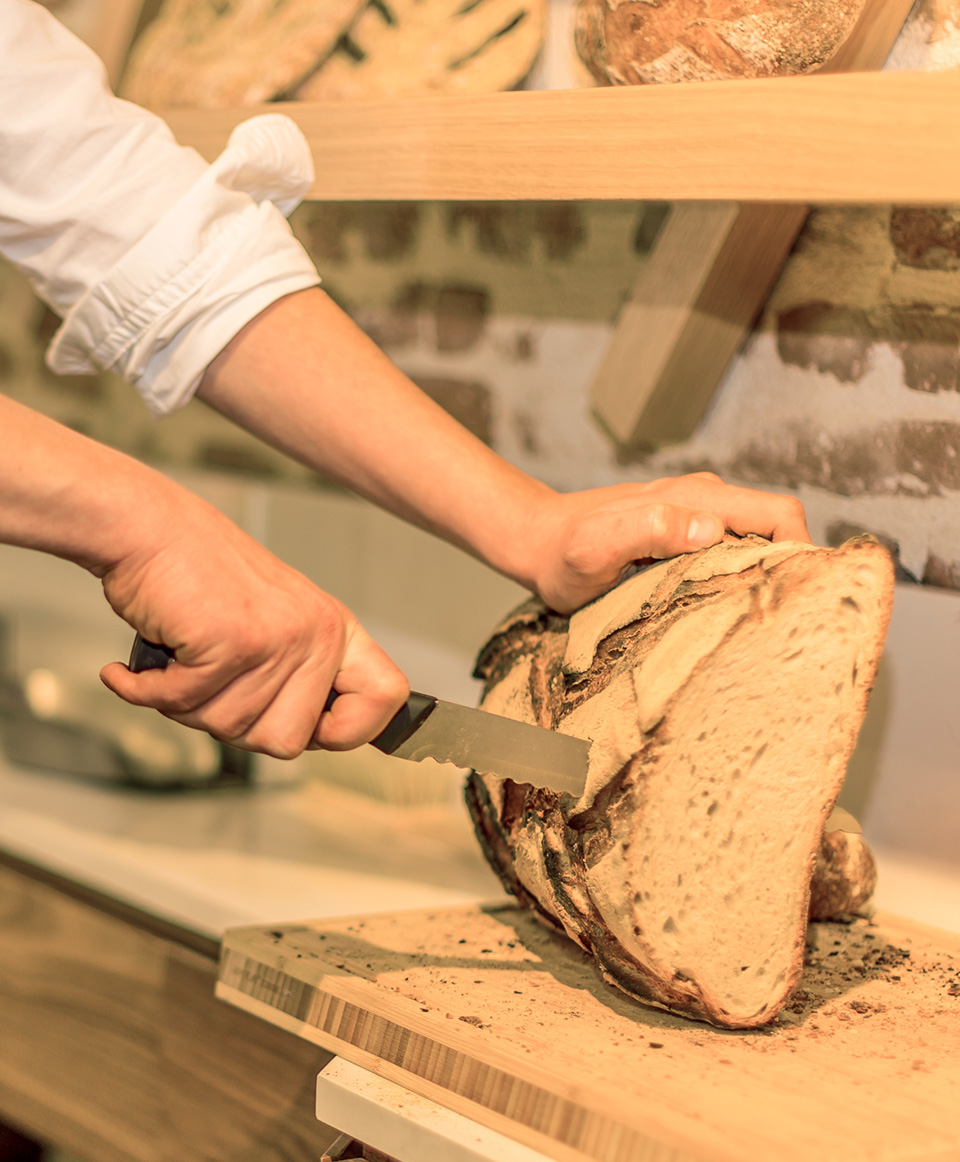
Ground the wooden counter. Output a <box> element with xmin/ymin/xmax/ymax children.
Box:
<box><xmin>0</xmin><ymin>853</ymin><xmax>338</xmax><ymax>1162</ymax></box>
<box><xmin>0</xmin><ymin>759</ymin><xmax>503</xmax><ymax>1161</ymax></box>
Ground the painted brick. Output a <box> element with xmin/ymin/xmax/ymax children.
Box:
<box><xmin>513</xmin><ymin>411</ymin><xmax>540</xmax><ymax>455</ymax></box>
<box><xmin>890</xmin><ymin>207</ymin><xmax>960</xmax><ymax>271</ymax></box>
<box><xmin>730</xmin><ymin>420</ymin><xmax>960</xmax><ymax>497</ymax></box>
<box><xmin>393</xmin><ymin>281</ymin><xmax>489</xmax><ymax>352</ymax></box>
<box><xmin>198</xmin><ymin>441</ymin><xmax>280</xmax><ymax>478</ymax></box>
<box><xmin>353</xmin><ymin>303</ymin><xmax>419</xmax><ymax>351</ymax></box>
<box><xmin>33</xmin><ymin>304</ymin><xmax>61</xmax><ymax>345</ymax></box>
<box><xmin>39</xmin><ymin>369</ymin><xmax>104</xmax><ymax>400</ymax></box>
<box><xmin>922</xmin><ymin>553</ymin><xmax>960</xmax><ymax>587</ymax></box>
<box><xmin>776</xmin><ymin>300</ymin><xmax>960</xmax><ymax>393</ymax></box>
<box><xmin>776</xmin><ymin>302</ymin><xmax>874</xmax><ymax>383</ymax></box>
<box><xmin>825</xmin><ymin>521</ymin><xmax>915</xmax><ymax>581</ymax></box>
<box><xmin>445</xmin><ymin>204</ymin><xmax>585</xmax><ymax>261</ymax></box>
<box><xmin>900</xmin><ymin>338</ymin><xmax>960</xmax><ymax>394</ymax></box>
<box><xmin>303</xmin><ymin>203</ymin><xmax>421</xmax><ymax>264</ymax></box>
<box><xmin>633</xmin><ymin>202</ymin><xmax>671</xmax><ymax>255</ymax></box>
<box><xmin>7</xmin><ymin>0</ymin><xmax>960</xmax><ymax>606</ymax></box>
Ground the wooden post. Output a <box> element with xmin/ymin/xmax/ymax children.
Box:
<box><xmin>589</xmin><ymin>0</ymin><xmax>919</xmax><ymax>452</ymax></box>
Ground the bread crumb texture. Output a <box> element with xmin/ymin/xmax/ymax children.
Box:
<box><xmin>466</xmin><ymin>536</ymin><xmax>894</xmax><ymax>1027</ymax></box>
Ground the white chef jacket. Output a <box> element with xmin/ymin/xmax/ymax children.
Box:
<box><xmin>0</xmin><ymin>0</ymin><xmax>320</xmax><ymax>415</ymax></box>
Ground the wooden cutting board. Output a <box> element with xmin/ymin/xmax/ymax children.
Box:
<box><xmin>216</xmin><ymin>903</ymin><xmax>960</xmax><ymax>1162</ymax></box>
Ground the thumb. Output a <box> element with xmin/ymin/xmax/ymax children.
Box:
<box><xmin>100</xmin><ymin>659</ymin><xmax>157</xmax><ymax>705</ymax></box>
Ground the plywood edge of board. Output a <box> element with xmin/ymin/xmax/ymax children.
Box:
<box><xmin>215</xmin><ymin>979</ymin><xmax>615</xmax><ymax>1162</ymax></box>
<box><xmin>588</xmin><ymin>0</ymin><xmax>917</xmax><ymax>452</ymax></box>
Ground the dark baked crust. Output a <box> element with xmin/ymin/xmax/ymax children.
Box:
<box><xmin>574</xmin><ymin>0</ymin><xmax>866</xmax><ymax>87</ymax></box>
<box><xmin>809</xmin><ymin>830</ymin><xmax>878</xmax><ymax>922</ymax></box>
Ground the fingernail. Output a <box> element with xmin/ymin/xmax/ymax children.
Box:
<box><xmin>688</xmin><ymin>515</ymin><xmax>722</xmax><ymax>546</ymax></box>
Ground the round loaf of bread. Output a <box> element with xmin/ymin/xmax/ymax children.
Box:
<box><xmin>574</xmin><ymin>0</ymin><xmax>867</xmax><ymax>86</ymax></box>
<box><xmin>466</xmin><ymin>535</ymin><xmax>893</xmax><ymax>1029</ymax></box>
<box><xmin>123</xmin><ymin>0</ymin><xmax>545</xmax><ymax>109</ymax></box>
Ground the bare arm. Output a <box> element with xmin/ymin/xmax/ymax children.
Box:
<box><xmin>197</xmin><ymin>287</ymin><xmax>811</xmax><ymax>613</ymax></box>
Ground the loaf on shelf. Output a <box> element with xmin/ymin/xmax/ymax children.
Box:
<box><xmin>465</xmin><ymin>535</ymin><xmax>893</xmax><ymax>1029</ymax></box>
<box><xmin>574</xmin><ymin>0</ymin><xmax>867</xmax><ymax>87</ymax></box>
<box><xmin>122</xmin><ymin>0</ymin><xmax>545</xmax><ymax>107</ymax></box>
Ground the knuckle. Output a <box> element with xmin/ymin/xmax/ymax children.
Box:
<box><xmin>783</xmin><ymin>494</ymin><xmax>806</xmax><ymax>519</ymax></box>
<box><xmin>378</xmin><ymin>670</ymin><xmax>411</xmax><ymax>710</ymax></box>
<box><xmin>254</xmin><ymin>734</ymin><xmax>306</xmax><ymax>761</ymax></box>
<box><xmin>645</xmin><ymin>503</ymin><xmax>672</xmax><ymax>541</ymax></box>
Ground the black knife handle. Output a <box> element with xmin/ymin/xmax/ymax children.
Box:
<box><xmin>361</xmin><ymin>690</ymin><xmax>436</xmax><ymax>754</ymax></box>
<box><xmin>128</xmin><ymin>634</ymin><xmax>435</xmax><ymax>755</ymax></box>
<box><xmin>129</xmin><ymin>634</ymin><xmax>176</xmax><ymax>672</ymax></box>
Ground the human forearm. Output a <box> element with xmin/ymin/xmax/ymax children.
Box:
<box><xmin>197</xmin><ymin>287</ymin><xmax>553</xmax><ymax>589</ymax></box>
<box><xmin>0</xmin><ymin>393</ymin><xmax>174</xmax><ymax>571</ymax></box>
<box><xmin>198</xmin><ymin>288</ymin><xmax>812</xmax><ymax>612</ymax></box>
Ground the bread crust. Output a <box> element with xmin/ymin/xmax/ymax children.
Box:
<box><xmin>574</xmin><ymin>0</ymin><xmax>867</xmax><ymax>87</ymax></box>
<box><xmin>466</xmin><ymin>536</ymin><xmax>893</xmax><ymax>1028</ymax></box>
<box><xmin>809</xmin><ymin>829</ymin><xmax>878</xmax><ymax>922</ymax></box>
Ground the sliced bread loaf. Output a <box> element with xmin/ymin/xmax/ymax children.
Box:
<box><xmin>465</xmin><ymin>535</ymin><xmax>893</xmax><ymax>1028</ymax></box>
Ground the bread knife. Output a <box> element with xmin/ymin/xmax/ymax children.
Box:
<box><xmin>128</xmin><ymin>634</ymin><xmax>590</xmax><ymax>796</ymax></box>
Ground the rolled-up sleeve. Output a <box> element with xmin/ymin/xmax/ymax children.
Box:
<box><xmin>0</xmin><ymin>0</ymin><xmax>320</xmax><ymax>415</ymax></box>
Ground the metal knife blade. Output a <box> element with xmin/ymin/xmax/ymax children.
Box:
<box><xmin>384</xmin><ymin>697</ymin><xmax>590</xmax><ymax>796</ymax></box>
<box><xmin>128</xmin><ymin>634</ymin><xmax>591</xmax><ymax>797</ymax></box>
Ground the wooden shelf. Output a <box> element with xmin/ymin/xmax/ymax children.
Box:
<box><xmin>165</xmin><ymin>68</ymin><xmax>960</xmax><ymax>204</ymax></box>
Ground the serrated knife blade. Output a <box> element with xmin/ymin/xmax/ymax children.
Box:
<box><xmin>385</xmin><ymin>697</ymin><xmax>590</xmax><ymax>796</ymax></box>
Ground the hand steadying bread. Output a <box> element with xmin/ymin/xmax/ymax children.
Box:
<box><xmin>466</xmin><ymin>535</ymin><xmax>893</xmax><ymax>1029</ymax></box>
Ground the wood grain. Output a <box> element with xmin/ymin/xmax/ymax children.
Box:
<box><xmin>0</xmin><ymin>863</ymin><xmax>340</xmax><ymax>1162</ymax></box>
<box><xmin>590</xmin><ymin>0</ymin><xmax>917</xmax><ymax>449</ymax></box>
<box><xmin>217</xmin><ymin>903</ymin><xmax>960</xmax><ymax>1162</ymax></box>
<box><xmin>163</xmin><ymin>66</ymin><xmax>960</xmax><ymax>204</ymax></box>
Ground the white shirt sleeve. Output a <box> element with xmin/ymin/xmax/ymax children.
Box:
<box><xmin>0</xmin><ymin>0</ymin><xmax>321</xmax><ymax>415</ymax></box>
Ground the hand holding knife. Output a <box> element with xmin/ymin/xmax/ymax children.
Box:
<box><xmin>128</xmin><ymin>633</ymin><xmax>590</xmax><ymax>796</ymax></box>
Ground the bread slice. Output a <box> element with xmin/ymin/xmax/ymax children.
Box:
<box><xmin>465</xmin><ymin>535</ymin><xmax>893</xmax><ymax>1029</ymax></box>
